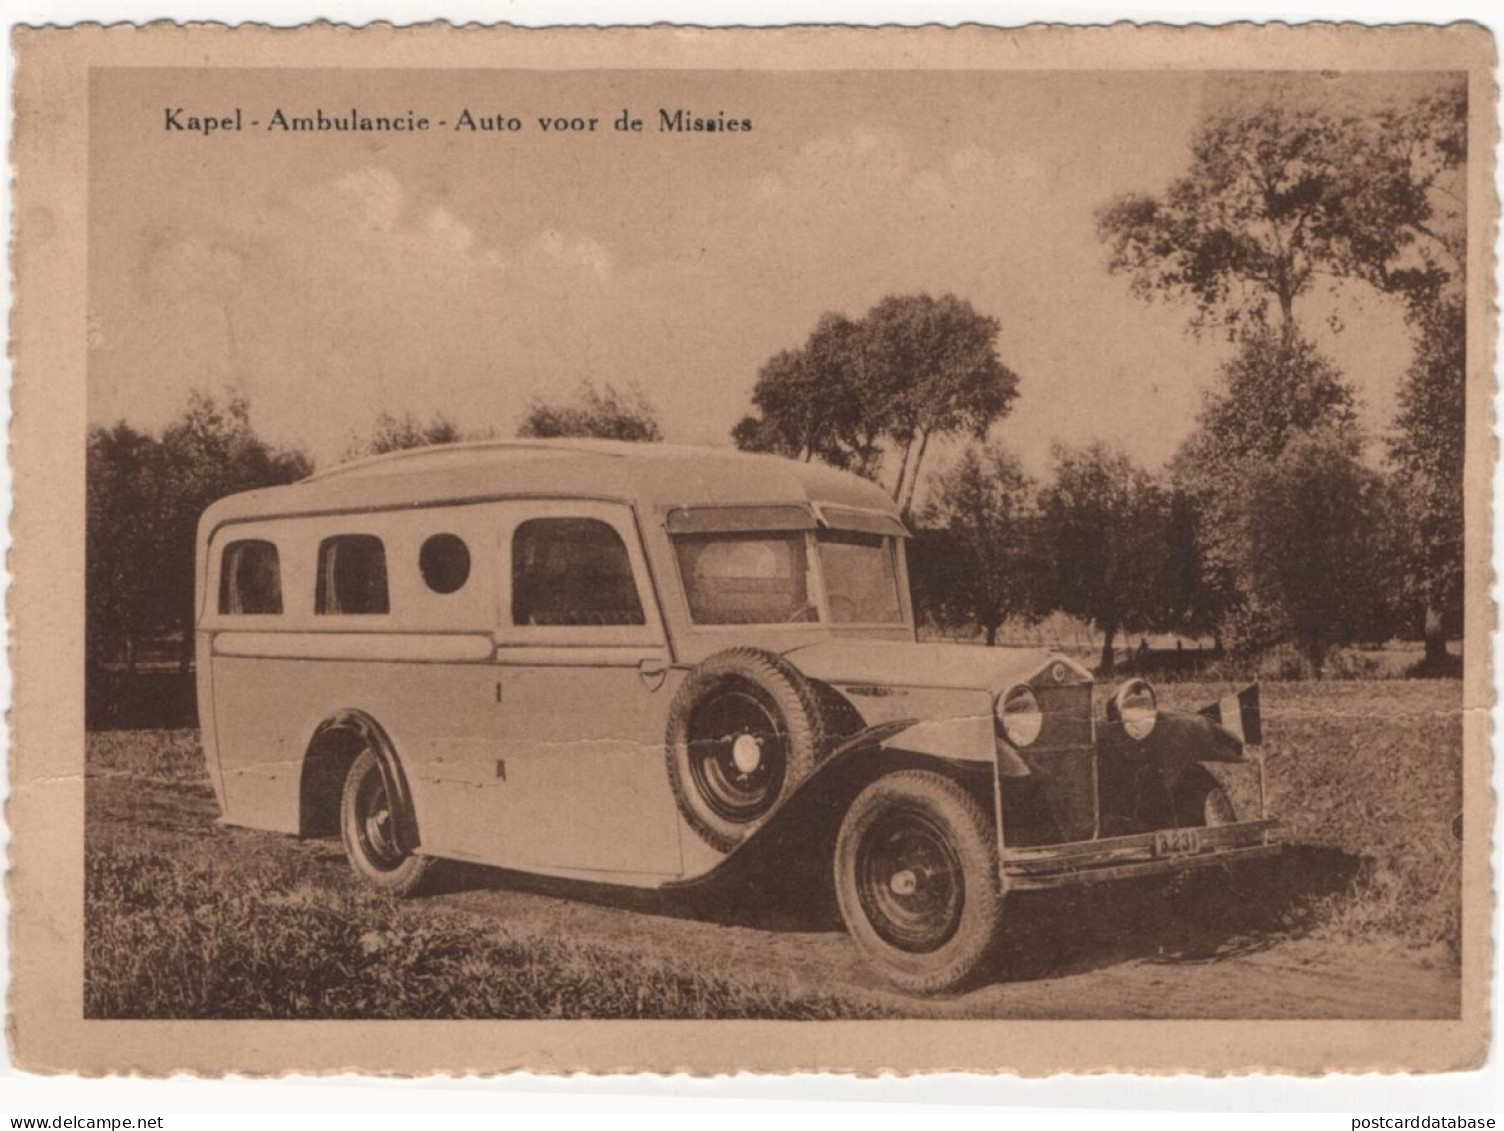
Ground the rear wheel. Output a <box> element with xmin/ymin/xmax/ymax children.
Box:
<box><xmin>340</xmin><ymin>748</ymin><xmax>431</xmax><ymax>896</ymax></box>
<box><xmin>834</xmin><ymin>770</ymin><xmax>1003</xmax><ymax>995</ymax></box>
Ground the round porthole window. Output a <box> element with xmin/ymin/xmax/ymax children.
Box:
<box><xmin>419</xmin><ymin>533</ymin><xmax>471</xmax><ymax>595</ymax></box>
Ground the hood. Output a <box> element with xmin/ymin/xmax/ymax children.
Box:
<box><xmin>780</xmin><ymin>639</ymin><xmax>1093</xmax><ymax>696</ymax></box>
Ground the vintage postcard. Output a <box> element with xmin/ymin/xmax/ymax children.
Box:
<box><xmin>6</xmin><ymin>23</ymin><xmax>1497</xmax><ymax>1075</ymax></box>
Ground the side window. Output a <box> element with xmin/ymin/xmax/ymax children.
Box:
<box><xmin>512</xmin><ymin>518</ymin><xmax>646</xmax><ymax>627</ymax></box>
<box><xmin>219</xmin><ymin>539</ymin><xmax>283</xmax><ymax>615</ymax></box>
<box><xmin>316</xmin><ymin>535</ymin><xmax>389</xmax><ymax>615</ymax></box>
<box><xmin>419</xmin><ymin>533</ymin><xmax>471</xmax><ymax>595</ymax></box>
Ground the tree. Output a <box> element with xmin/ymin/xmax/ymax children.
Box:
<box><xmin>1331</xmin><ymin>81</ymin><xmax>1466</xmax><ymax>309</ymax></box>
<box><xmin>87</xmin><ymin>393</ymin><xmax>311</xmax><ymax>679</ymax></box>
<box><xmin>1183</xmin><ymin>327</ymin><xmax>1358</xmax><ymax>470</ymax></box>
<box><xmin>1240</xmin><ymin>428</ymin><xmax>1389</xmax><ymax>676</ymax></box>
<box><xmin>1099</xmin><ymin>102</ymin><xmax>1349</xmax><ymax>335</ymax></box>
<box><xmin>518</xmin><ymin>380</ymin><xmax>663</xmax><ymax>442</ymax></box>
<box><xmin>730</xmin><ymin>318</ymin><xmax>885</xmax><ymax>474</ymax></box>
<box><xmin>1100</xmin><ymin>79</ymin><xmax>1468</xmax><ymax>659</ymax></box>
<box><xmin>915</xmin><ymin>444</ymin><xmax>1046</xmax><ymax>646</ymax></box>
<box><xmin>1347</xmin><ymin>87</ymin><xmax>1467</xmax><ymax>668</ymax></box>
<box><xmin>87</xmin><ymin>423</ymin><xmax>168</xmax><ymax>675</ymax></box>
<box><xmin>348</xmin><ymin>410</ymin><xmax>465</xmax><ymax>459</ymax></box>
<box><xmin>1041</xmin><ymin>442</ymin><xmax>1171</xmax><ymax>673</ymax></box>
<box><xmin>1097</xmin><ymin>85</ymin><xmax>1464</xmax><ymax>337</ymax></box>
<box><xmin>864</xmin><ymin>293</ymin><xmax>1020</xmax><ymax>511</ymax></box>
<box><xmin>734</xmin><ymin>294</ymin><xmax>1020</xmax><ymax>506</ymax></box>
<box><xmin>1160</xmin><ymin>485</ymin><xmax>1223</xmax><ymax>643</ymax></box>
<box><xmin>1388</xmin><ymin>293</ymin><xmax>1466</xmax><ymax>667</ymax></box>
<box><xmin>1171</xmin><ymin>327</ymin><xmax>1359</xmax><ymax>649</ymax></box>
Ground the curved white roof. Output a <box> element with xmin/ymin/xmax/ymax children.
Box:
<box><xmin>200</xmin><ymin>439</ymin><xmax>901</xmax><ymax>536</ymax></box>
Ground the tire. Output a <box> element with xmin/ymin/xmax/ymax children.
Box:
<box><xmin>1174</xmin><ymin>766</ymin><xmax>1237</xmax><ymax>828</ymax></box>
<box><xmin>340</xmin><ymin>748</ymin><xmax>432</xmax><ymax>896</ymax></box>
<box><xmin>834</xmin><ymin>770</ymin><xmax>1004</xmax><ymax>995</ymax></box>
<box><xmin>665</xmin><ymin>647</ymin><xmax>827</xmax><ymax>853</ymax></box>
<box><xmin>1165</xmin><ymin>767</ymin><xmax>1239</xmax><ymax>911</ymax></box>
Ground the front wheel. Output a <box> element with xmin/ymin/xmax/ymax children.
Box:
<box><xmin>834</xmin><ymin>770</ymin><xmax>1003</xmax><ymax>995</ymax></box>
<box><xmin>340</xmin><ymin>748</ymin><xmax>432</xmax><ymax>896</ymax></box>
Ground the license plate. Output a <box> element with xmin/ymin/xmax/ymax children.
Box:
<box><xmin>1153</xmin><ymin>828</ymin><xmax>1202</xmax><ymax>857</ymax></box>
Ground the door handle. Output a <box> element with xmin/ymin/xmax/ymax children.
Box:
<box><xmin>638</xmin><ymin>657</ymin><xmax>669</xmax><ymax>691</ymax></box>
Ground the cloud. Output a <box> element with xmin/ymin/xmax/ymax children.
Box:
<box><xmin>282</xmin><ymin>166</ymin><xmax>494</xmax><ymax>275</ymax></box>
<box><xmin>521</xmin><ymin>228</ymin><xmax>613</xmax><ymax>285</ymax></box>
<box><xmin>751</xmin><ymin>129</ymin><xmax>1047</xmax><ymax>227</ymax></box>
<box><xmin>715</xmin><ymin>127</ymin><xmax>1064</xmax><ymax>316</ymax></box>
<box><xmin>92</xmin><ymin>164</ymin><xmax>626</xmax><ymax>462</ymax></box>
<box><xmin>306</xmin><ymin>166</ymin><xmax>405</xmax><ymax>234</ymax></box>
<box><xmin>423</xmin><ymin>206</ymin><xmax>475</xmax><ymax>255</ymax></box>
<box><xmin>145</xmin><ymin>235</ymin><xmax>248</xmax><ymax>298</ymax></box>
<box><xmin>137</xmin><ymin>165</ymin><xmax>622</xmax><ymax>312</ymax></box>
<box><xmin>269</xmin><ymin>167</ymin><xmax>613</xmax><ymax>287</ymax></box>
<box><xmin>754</xmin><ymin>127</ymin><xmax>911</xmax><ymax>208</ymax></box>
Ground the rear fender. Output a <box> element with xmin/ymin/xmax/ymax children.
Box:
<box><xmin>306</xmin><ymin>709</ymin><xmax>420</xmax><ymax>852</ymax></box>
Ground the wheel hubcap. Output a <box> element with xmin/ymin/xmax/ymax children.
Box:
<box><xmin>731</xmin><ymin>734</ymin><xmax>763</xmax><ymax>774</ymax></box>
<box><xmin>355</xmin><ymin>764</ymin><xmax>405</xmax><ymax>871</ymax></box>
<box><xmin>686</xmin><ymin>683</ymin><xmax>789</xmax><ymax>823</ymax></box>
<box><xmin>856</xmin><ymin>807</ymin><xmax>965</xmax><ymax>954</ymax></box>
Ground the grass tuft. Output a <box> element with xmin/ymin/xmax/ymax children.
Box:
<box><xmin>85</xmin><ymin>843</ymin><xmax>889</xmax><ymax>1019</ymax></box>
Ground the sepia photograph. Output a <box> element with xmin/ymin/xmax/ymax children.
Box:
<box><xmin>6</xmin><ymin>22</ymin><xmax>1495</xmax><ymax>1076</ymax></box>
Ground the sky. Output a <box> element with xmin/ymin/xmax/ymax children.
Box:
<box><xmin>88</xmin><ymin>67</ymin><xmax>1438</xmax><ymax>486</ymax></box>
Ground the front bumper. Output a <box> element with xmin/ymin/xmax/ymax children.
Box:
<box><xmin>999</xmin><ymin>818</ymin><xmax>1281</xmax><ymax>890</ymax></box>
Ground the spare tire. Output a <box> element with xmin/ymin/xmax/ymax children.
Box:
<box><xmin>665</xmin><ymin>647</ymin><xmax>828</xmax><ymax>852</ymax></box>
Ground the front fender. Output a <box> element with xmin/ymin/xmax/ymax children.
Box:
<box><xmin>817</xmin><ymin>682</ymin><xmax>999</xmax><ymax>764</ymax></box>
<box><xmin>663</xmin><ymin>720</ymin><xmax>989</xmax><ymax>890</ymax></box>
<box><xmin>1098</xmin><ymin>708</ymin><xmax>1245</xmax><ymax>775</ymax></box>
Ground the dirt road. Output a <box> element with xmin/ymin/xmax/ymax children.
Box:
<box><xmin>87</xmin><ymin>757</ymin><xmax>1459</xmax><ymax>1021</ymax></box>
<box><xmin>435</xmin><ymin>858</ymin><xmax>1457</xmax><ymax>1020</ymax></box>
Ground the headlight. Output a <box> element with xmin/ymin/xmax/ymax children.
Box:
<box><xmin>998</xmin><ymin>684</ymin><xmax>1043</xmax><ymax>748</ymax></box>
<box><xmin>1111</xmin><ymin>678</ymin><xmax>1158</xmax><ymax>741</ymax></box>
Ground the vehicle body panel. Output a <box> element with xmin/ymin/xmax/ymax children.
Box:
<box><xmin>195</xmin><ymin>439</ymin><xmax>1280</xmax><ymax>894</ymax></box>
<box><xmin>199</xmin><ymin>487</ymin><xmax>715</xmax><ymax>881</ymax></box>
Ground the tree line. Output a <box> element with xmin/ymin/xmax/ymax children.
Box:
<box><xmin>734</xmin><ymin>80</ymin><xmax>1465</xmax><ymax>675</ymax></box>
<box><xmin>88</xmin><ymin>393</ymin><xmax>313</xmax><ymax>675</ymax></box>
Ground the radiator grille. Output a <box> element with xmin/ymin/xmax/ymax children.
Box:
<box><xmin>1000</xmin><ymin>680</ymin><xmax>1097</xmax><ymax>846</ymax></box>
<box><xmin>1033</xmin><ymin>682</ymin><xmax>1094</xmax><ymax>749</ymax></box>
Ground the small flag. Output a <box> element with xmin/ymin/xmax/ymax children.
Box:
<box><xmin>1200</xmin><ymin>683</ymin><xmax>1262</xmax><ymax>747</ymax></box>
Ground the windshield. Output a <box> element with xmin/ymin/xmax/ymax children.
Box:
<box><xmin>674</xmin><ymin>533</ymin><xmax>817</xmax><ymax>624</ymax></box>
<box><xmin>673</xmin><ymin>530</ymin><xmax>906</xmax><ymax>626</ymax></box>
<box><xmin>817</xmin><ymin>531</ymin><xmax>904</xmax><ymax>624</ymax></box>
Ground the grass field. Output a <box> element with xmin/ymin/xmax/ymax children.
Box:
<box><xmin>85</xmin><ymin>732</ymin><xmax>891</xmax><ymax>1019</ymax></box>
<box><xmin>84</xmin><ymin>678</ymin><xmax>1463</xmax><ymax>1018</ymax></box>
<box><xmin>86</xmin><ymin>845</ymin><xmax>890</xmax><ymax>1019</ymax></box>
<box><xmin>1157</xmin><ymin>681</ymin><xmax>1462</xmax><ymax>963</ymax></box>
